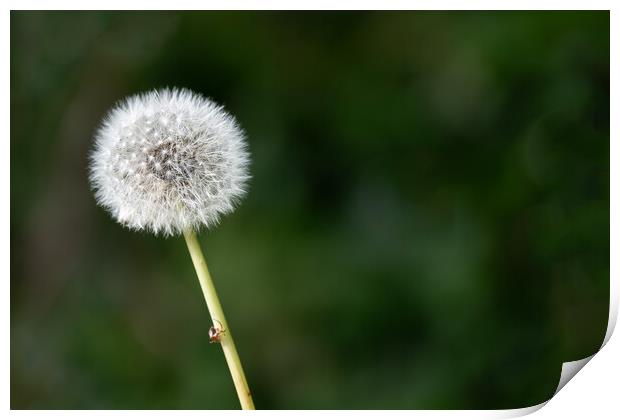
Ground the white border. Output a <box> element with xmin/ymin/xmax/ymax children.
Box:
<box><xmin>2</xmin><ymin>0</ymin><xmax>617</xmax><ymax>11</ymax></box>
<box><xmin>5</xmin><ymin>2</ymin><xmax>616</xmax><ymax>419</ymax></box>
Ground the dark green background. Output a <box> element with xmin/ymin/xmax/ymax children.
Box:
<box><xmin>10</xmin><ymin>11</ymin><xmax>609</xmax><ymax>409</ymax></box>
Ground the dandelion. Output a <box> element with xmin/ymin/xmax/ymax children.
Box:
<box><xmin>90</xmin><ymin>88</ymin><xmax>249</xmax><ymax>236</ymax></box>
<box><xmin>89</xmin><ymin>88</ymin><xmax>254</xmax><ymax>409</ymax></box>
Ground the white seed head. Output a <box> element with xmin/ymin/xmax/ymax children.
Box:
<box><xmin>89</xmin><ymin>88</ymin><xmax>250</xmax><ymax>236</ymax></box>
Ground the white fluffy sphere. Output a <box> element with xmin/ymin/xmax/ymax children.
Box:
<box><xmin>89</xmin><ymin>88</ymin><xmax>250</xmax><ymax>236</ymax></box>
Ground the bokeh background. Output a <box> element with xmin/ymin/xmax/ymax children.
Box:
<box><xmin>11</xmin><ymin>11</ymin><xmax>609</xmax><ymax>409</ymax></box>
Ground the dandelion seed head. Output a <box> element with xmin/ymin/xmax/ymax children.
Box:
<box><xmin>89</xmin><ymin>88</ymin><xmax>250</xmax><ymax>236</ymax></box>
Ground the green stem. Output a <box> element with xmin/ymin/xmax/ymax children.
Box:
<box><xmin>183</xmin><ymin>229</ymin><xmax>255</xmax><ymax>410</ymax></box>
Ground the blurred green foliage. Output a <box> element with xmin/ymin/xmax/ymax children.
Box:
<box><xmin>10</xmin><ymin>11</ymin><xmax>609</xmax><ymax>409</ymax></box>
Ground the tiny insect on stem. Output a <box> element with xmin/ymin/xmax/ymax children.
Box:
<box><xmin>209</xmin><ymin>320</ymin><xmax>226</xmax><ymax>343</ymax></box>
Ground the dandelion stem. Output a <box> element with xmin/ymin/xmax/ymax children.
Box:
<box><xmin>183</xmin><ymin>229</ymin><xmax>255</xmax><ymax>410</ymax></box>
